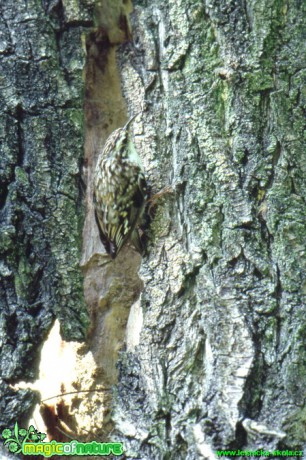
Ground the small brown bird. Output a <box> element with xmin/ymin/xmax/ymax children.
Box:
<box><xmin>93</xmin><ymin>115</ymin><xmax>147</xmax><ymax>259</ymax></box>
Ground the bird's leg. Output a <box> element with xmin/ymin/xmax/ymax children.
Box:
<box><xmin>147</xmin><ymin>185</ymin><xmax>174</xmax><ymax>216</ymax></box>
<box><xmin>137</xmin><ymin>185</ymin><xmax>173</xmax><ymax>246</ymax></box>
<box><xmin>133</xmin><ymin>185</ymin><xmax>174</xmax><ymax>256</ymax></box>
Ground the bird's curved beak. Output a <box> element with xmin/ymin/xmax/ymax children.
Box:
<box><xmin>124</xmin><ymin>112</ymin><xmax>141</xmax><ymax>131</ymax></box>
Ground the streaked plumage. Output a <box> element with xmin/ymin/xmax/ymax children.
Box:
<box><xmin>94</xmin><ymin>116</ymin><xmax>147</xmax><ymax>259</ymax></box>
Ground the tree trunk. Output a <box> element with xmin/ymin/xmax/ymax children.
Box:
<box><xmin>0</xmin><ymin>0</ymin><xmax>91</xmax><ymax>434</ymax></box>
<box><xmin>0</xmin><ymin>0</ymin><xmax>305</xmax><ymax>459</ymax></box>
<box><xmin>111</xmin><ymin>0</ymin><xmax>306</xmax><ymax>458</ymax></box>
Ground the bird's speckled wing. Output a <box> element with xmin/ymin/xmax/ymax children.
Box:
<box><xmin>94</xmin><ymin>154</ymin><xmax>147</xmax><ymax>258</ymax></box>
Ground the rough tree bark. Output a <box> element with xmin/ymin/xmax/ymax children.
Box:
<box><xmin>0</xmin><ymin>1</ymin><xmax>305</xmax><ymax>460</ymax></box>
<box><xmin>110</xmin><ymin>0</ymin><xmax>306</xmax><ymax>459</ymax></box>
<box><xmin>0</xmin><ymin>0</ymin><xmax>91</xmax><ymax>436</ymax></box>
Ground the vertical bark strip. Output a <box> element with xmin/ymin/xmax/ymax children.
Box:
<box><xmin>112</xmin><ymin>0</ymin><xmax>306</xmax><ymax>458</ymax></box>
<box><xmin>80</xmin><ymin>0</ymin><xmax>144</xmax><ymax>439</ymax></box>
<box><xmin>0</xmin><ymin>0</ymin><xmax>92</xmax><ymax>430</ymax></box>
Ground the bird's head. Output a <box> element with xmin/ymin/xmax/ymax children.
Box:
<box><xmin>107</xmin><ymin>113</ymin><xmax>141</xmax><ymax>161</ymax></box>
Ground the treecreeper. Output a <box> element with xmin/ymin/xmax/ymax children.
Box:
<box><xmin>93</xmin><ymin>114</ymin><xmax>147</xmax><ymax>259</ymax></box>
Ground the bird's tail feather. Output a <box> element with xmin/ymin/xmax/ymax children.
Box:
<box><xmin>131</xmin><ymin>229</ymin><xmax>143</xmax><ymax>254</ymax></box>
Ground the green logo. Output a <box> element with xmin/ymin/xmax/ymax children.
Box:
<box><xmin>1</xmin><ymin>422</ymin><xmax>124</xmax><ymax>457</ymax></box>
<box><xmin>2</xmin><ymin>422</ymin><xmax>46</xmax><ymax>454</ymax></box>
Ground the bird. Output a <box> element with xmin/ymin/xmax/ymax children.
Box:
<box><xmin>93</xmin><ymin>114</ymin><xmax>148</xmax><ymax>259</ymax></box>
